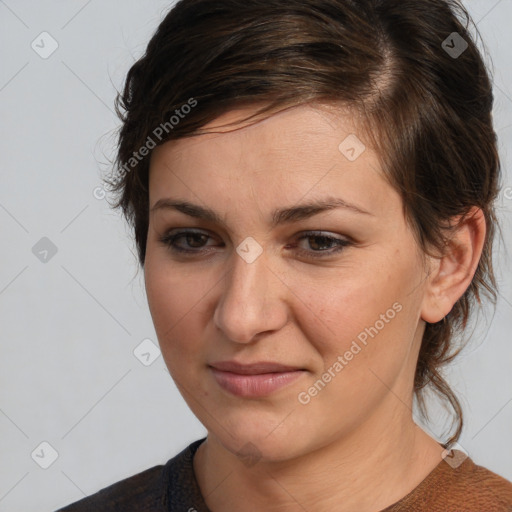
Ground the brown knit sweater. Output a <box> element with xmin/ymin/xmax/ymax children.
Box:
<box><xmin>56</xmin><ymin>438</ymin><xmax>512</xmax><ymax>511</ymax></box>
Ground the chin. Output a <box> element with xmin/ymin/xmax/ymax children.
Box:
<box><xmin>224</xmin><ymin>433</ymin><xmax>298</xmax><ymax>465</ymax></box>
<box><xmin>206</xmin><ymin>411</ymin><xmax>314</xmax><ymax>465</ymax></box>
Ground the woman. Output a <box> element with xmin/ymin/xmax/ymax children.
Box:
<box><xmin>58</xmin><ymin>0</ymin><xmax>512</xmax><ymax>510</ymax></box>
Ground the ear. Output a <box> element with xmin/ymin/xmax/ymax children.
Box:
<box><xmin>420</xmin><ymin>206</ymin><xmax>487</xmax><ymax>324</ymax></box>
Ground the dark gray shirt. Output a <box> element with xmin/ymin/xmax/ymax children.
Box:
<box><xmin>56</xmin><ymin>438</ymin><xmax>209</xmax><ymax>512</ymax></box>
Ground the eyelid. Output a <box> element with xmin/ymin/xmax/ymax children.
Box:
<box><xmin>159</xmin><ymin>227</ymin><xmax>350</xmax><ymax>244</ymax></box>
<box><xmin>158</xmin><ymin>228</ymin><xmax>353</xmax><ymax>259</ymax></box>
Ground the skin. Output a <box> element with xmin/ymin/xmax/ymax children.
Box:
<box><xmin>144</xmin><ymin>103</ymin><xmax>486</xmax><ymax>512</ymax></box>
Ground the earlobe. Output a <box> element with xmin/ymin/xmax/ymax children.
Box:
<box><xmin>420</xmin><ymin>207</ymin><xmax>487</xmax><ymax>324</ymax></box>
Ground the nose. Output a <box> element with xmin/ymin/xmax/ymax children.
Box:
<box><xmin>213</xmin><ymin>246</ymin><xmax>288</xmax><ymax>344</ymax></box>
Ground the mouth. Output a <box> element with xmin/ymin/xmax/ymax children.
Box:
<box><xmin>209</xmin><ymin>360</ymin><xmax>307</xmax><ymax>398</ymax></box>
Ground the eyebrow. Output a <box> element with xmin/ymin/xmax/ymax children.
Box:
<box><xmin>150</xmin><ymin>196</ymin><xmax>374</xmax><ymax>228</ymax></box>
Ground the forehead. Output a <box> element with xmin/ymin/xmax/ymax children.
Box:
<box><xmin>153</xmin><ymin>104</ymin><xmax>360</xmax><ymax>163</ymax></box>
<box><xmin>148</xmin><ymin>104</ymin><xmax>401</xmax><ymax>221</ymax></box>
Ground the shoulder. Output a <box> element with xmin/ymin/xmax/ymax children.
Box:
<box><xmin>55</xmin><ymin>464</ymin><xmax>167</xmax><ymax>512</ymax></box>
<box><xmin>55</xmin><ymin>438</ymin><xmax>207</xmax><ymax>512</ymax></box>
<box><xmin>385</xmin><ymin>451</ymin><xmax>512</xmax><ymax>512</ymax></box>
<box><xmin>446</xmin><ymin>457</ymin><xmax>512</xmax><ymax>510</ymax></box>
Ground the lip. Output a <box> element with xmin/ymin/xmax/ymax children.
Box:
<box><xmin>209</xmin><ymin>361</ymin><xmax>307</xmax><ymax>398</ymax></box>
<box><xmin>210</xmin><ymin>360</ymin><xmax>304</xmax><ymax>374</ymax></box>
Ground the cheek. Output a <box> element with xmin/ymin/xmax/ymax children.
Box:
<box><xmin>293</xmin><ymin>256</ymin><xmax>420</xmax><ymax>391</ymax></box>
<box><xmin>144</xmin><ymin>256</ymin><xmax>212</xmax><ymax>366</ymax></box>
<box><xmin>293</xmin><ymin>266</ymin><xmax>403</xmax><ymax>349</ymax></box>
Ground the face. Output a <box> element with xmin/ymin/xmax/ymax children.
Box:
<box><xmin>145</xmin><ymin>104</ymin><xmax>431</xmax><ymax>463</ymax></box>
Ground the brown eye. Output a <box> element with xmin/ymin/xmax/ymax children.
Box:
<box><xmin>159</xmin><ymin>230</ymin><xmax>217</xmax><ymax>254</ymax></box>
<box><xmin>293</xmin><ymin>231</ymin><xmax>352</xmax><ymax>259</ymax></box>
<box><xmin>159</xmin><ymin>229</ymin><xmax>352</xmax><ymax>260</ymax></box>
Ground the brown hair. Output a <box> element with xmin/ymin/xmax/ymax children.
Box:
<box><xmin>106</xmin><ymin>0</ymin><xmax>502</xmax><ymax>447</ymax></box>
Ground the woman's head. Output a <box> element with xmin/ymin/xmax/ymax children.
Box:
<box><xmin>107</xmin><ymin>0</ymin><xmax>500</xmax><ymax>449</ymax></box>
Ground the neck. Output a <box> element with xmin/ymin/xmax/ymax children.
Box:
<box><xmin>193</xmin><ymin>398</ymin><xmax>444</xmax><ymax>512</ymax></box>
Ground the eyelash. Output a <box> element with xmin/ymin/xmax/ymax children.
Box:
<box><xmin>158</xmin><ymin>229</ymin><xmax>352</xmax><ymax>259</ymax></box>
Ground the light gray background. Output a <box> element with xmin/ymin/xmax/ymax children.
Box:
<box><xmin>0</xmin><ymin>1</ymin><xmax>511</xmax><ymax>511</ymax></box>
